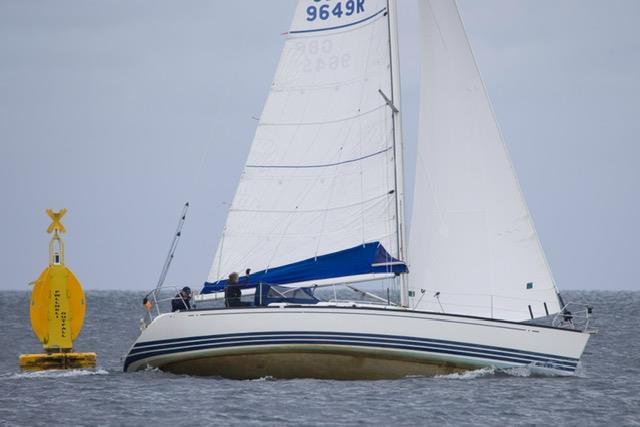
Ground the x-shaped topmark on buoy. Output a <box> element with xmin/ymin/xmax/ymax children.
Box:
<box><xmin>46</xmin><ymin>208</ymin><xmax>67</xmax><ymax>234</ymax></box>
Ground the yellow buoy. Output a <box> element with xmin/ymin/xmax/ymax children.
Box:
<box><xmin>19</xmin><ymin>209</ymin><xmax>96</xmax><ymax>371</ymax></box>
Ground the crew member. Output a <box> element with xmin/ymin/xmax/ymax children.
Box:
<box><xmin>225</xmin><ymin>272</ymin><xmax>242</xmax><ymax>307</ymax></box>
<box><xmin>171</xmin><ymin>286</ymin><xmax>192</xmax><ymax>312</ymax></box>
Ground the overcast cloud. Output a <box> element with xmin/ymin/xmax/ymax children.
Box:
<box><xmin>0</xmin><ymin>0</ymin><xmax>638</xmax><ymax>291</ymax></box>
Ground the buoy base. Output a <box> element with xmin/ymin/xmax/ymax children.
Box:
<box><xmin>19</xmin><ymin>352</ymin><xmax>97</xmax><ymax>371</ymax></box>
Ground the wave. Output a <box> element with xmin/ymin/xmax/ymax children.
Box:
<box><xmin>434</xmin><ymin>367</ymin><xmax>498</xmax><ymax>380</ymax></box>
<box><xmin>249</xmin><ymin>375</ymin><xmax>277</xmax><ymax>382</ymax></box>
<box><xmin>434</xmin><ymin>364</ymin><xmax>585</xmax><ymax>380</ymax></box>
<box><xmin>1</xmin><ymin>368</ymin><xmax>110</xmax><ymax>380</ymax></box>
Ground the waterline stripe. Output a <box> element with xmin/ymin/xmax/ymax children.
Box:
<box><xmin>127</xmin><ymin>337</ymin><xmax>577</xmax><ymax>370</ymax></box>
<box><xmin>124</xmin><ymin>332</ymin><xmax>578</xmax><ymax>372</ymax></box>
<box><xmin>124</xmin><ymin>338</ymin><xmax>576</xmax><ymax>373</ymax></box>
<box><xmin>128</xmin><ymin>334</ymin><xmax>578</xmax><ymax>367</ymax></box>
<box><xmin>131</xmin><ymin>331</ymin><xmax>579</xmax><ymax>364</ymax></box>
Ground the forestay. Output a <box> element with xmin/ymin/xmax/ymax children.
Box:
<box><xmin>408</xmin><ymin>0</ymin><xmax>561</xmax><ymax>321</ymax></box>
<box><xmin>205</xmin><ymin>0</ymin><xmax>405</xmax><ymax>291</ymax></box>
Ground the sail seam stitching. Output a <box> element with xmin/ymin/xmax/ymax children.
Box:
<box><xmin>246</xmin><ymin>146</ymin><xmax>392</xmax><ymax>169</ymax></box>
<box><xmin>258</xmin><ymin>104</ymin><xmax>386</xmax><ymax>127</ymax></box>
<box><xmin>229</xmin><ymin>192</ymin><xmax>391</xmax><ymax>214</ymax></box>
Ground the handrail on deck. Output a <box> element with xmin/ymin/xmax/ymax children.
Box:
<box><xmin>552</xmin><ymin>302</ymin><xmax>594</xmax><ymax>332</ymax></box>
<box><xmin>140</xmin><ymin>285</ymin><xmax>196</xmax><ymax>329</ymax></box>
<box><xmin>139</xmin><ymin>281</ymin><xmax>399</xmax><ymax>329</ymax></box>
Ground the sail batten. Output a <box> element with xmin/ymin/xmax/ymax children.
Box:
<box><xmin>257</xmin><ymin>104</ymin><xmax>386</xmax><ymax>127</ymax></box>
<box><xmin>246</xmin><ymin>147</ymin><xmax>392</xmax><ymax>169</ymax></box>
<box><xmin>229</xmin><ymin>192</ymin><xmax>392</xmax><ymax>214</ymax></box>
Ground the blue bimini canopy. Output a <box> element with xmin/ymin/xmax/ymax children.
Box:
<box><xmin>201</xmin><ymin>242</ymin><xmax>407</xmax><ymax>294</ymax></box>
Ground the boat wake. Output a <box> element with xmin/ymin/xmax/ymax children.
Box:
<box><xmin>434</xmin><ymin>366</ymin><xmax>537</xmax><ymax>379</ymax></box>
<box><xmin>500</xmin><ymin>366</ymin><xmax>534</xmax><ymax>377</ymax></box>
<box><xmin>434</xmin><ymin>364</ymin><xmax>584</xmax><ymax>380</ymax></box>
<box><xmin>1</xmin><ymin>368</ymin><xmax>109</xmax><ymax>380</ymax></box>
<box><xmin>249</xmin><ymin>376</ymin><xmax>277</xmax><ymax>382</ymax></box>
<box><xmin>434</xmin><ymin>367</ymin><xmax>498</xmax><ymax>380</ymax></box>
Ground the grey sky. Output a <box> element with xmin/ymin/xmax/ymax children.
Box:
<box><xmin>0</xmin><ymin>1</ymin><xmax>638</xmax><ymax>291</ymax></box>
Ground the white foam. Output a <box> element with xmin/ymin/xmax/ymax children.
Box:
<box><xmin>249</xmin><ymin>375</ymin><xmax>276</xmax><ymax>382</ymax></box>
<box><xmin>3</xmin><ymin>368</ymin><xmax>109</xmax><ymax>380</ymax></box>
<box><xmin>572</xmin><ymin>361</ymin><xmax>587</xmax><ymax>378</ymax></box>
<box><xmin>501</xmin><ymin>366</ymin><xmax>533</xmax><ymax>377</ymax></box>
<box><xmin>435</xmin><ymin>367</ymin><xmax>496</xmax><ymax>380</ymax></box>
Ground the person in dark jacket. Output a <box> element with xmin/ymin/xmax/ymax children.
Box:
<box><xmin>171</xmin><ymin>286</ymin><xmax>192</xmax><ymax>312</ymax></box>
<box><xmin>225</xmin><ymin>272</ymin><xmax>242</xmax><ymax>307</ymax></box>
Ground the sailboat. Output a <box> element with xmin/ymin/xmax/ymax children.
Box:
<box><xmin>124</xmin><ymin>0</ymin><xmax>593</xmax><ymax>379</ymax></box>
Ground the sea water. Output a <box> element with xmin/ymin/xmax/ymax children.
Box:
<box><xmin>1</xmin><ymin>290</ymin><xmax>638</xmax><ymax>426</ymax></box>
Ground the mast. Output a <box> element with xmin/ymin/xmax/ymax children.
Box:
<box><xmin>386</xmin><ymin>0</ymin><xmax>409</xmax><ymax>307</ymax></box>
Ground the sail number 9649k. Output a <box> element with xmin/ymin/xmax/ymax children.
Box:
<box><xmin>306</xmin><ymin>0</ymin><xmax>366</xmax><ymax>22</ymax></box>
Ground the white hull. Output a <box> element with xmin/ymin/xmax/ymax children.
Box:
<box><xmin>124</xmin><ymin>305</ymin><xmax>589</xmax><ymax>379</ymax></box>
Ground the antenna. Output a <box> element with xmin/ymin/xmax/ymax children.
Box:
<box><xmin>155</xmin><ymin>202</ymin><xmax>189</xmax><ymax>294</ymax></box>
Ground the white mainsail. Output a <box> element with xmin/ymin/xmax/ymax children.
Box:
<box><xmin>206</xmin><ymin>0</ymin><xmax>405</xmax><ymax>286</ymax></box>
<box><xmin>408</xmin><ymin>0</ymin><xmax>562</xmax><ymax>321</ymax></box>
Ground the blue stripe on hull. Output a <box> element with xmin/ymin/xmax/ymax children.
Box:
<box><xmin>128</xmin><ymin>333</ymin><xmax>578</xmax><ymax>368</ymax></box>
<box><xmin>124</xmin><ymin>331</ymin><xmax>578</xmax><ymax>373</ymax></box>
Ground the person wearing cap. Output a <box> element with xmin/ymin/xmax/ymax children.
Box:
<box><xmin>225</xmin><ymin>272</ymin><xmax>242</xmax><ymax>307</ymax></box>
<box><xmin>171</xmin><ymin>286</ymin><xmax>192</xmax><ymax>312</ymax></box>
